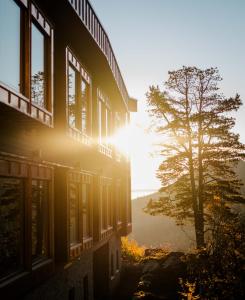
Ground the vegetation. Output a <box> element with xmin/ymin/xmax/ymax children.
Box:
<box><xmin>121</xmin><ymin>237</ymin><xmax>145</xmax><ymax>263</ymax></box>
<box><xmin>182</xmin><ymin>202</ymin><xmax>245</xmax><ymax>299</ymax></box>
<box><xmin>144</xmin><ymin>66</ymin><xmax>245</xmax><ymax>248</ymax></box>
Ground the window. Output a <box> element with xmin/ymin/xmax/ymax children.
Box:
<box><xmin>68</xmin><ymin>172</ymin><xmax>93</xmax><ymax>252</ymax></box>
<box><xmin>32</xmin><ymin>180</ymin><xmax>49</xmax><ymax>261</ymax></box>
<box><xmin>67</xmin><ymin>50</ymin><xmax>91</xmax><ymax>137</ymax></box>
<box><xmin>83</xmin><ymin>275</ymin><xmax>89</xmax><ymax>300</ymax></box>
<box><xmin>0</xmin><ymin>157</ymin><xmax>53</xmax><ymax>281</ymax></box>
<box><xmin>81</xmin><ymin>79</ymin><xmax>89</xmax><ymax>133</ymax></box>
<box><xmin>31</xmin><ymin>23</ymin><xmax>45</xmax><ymax>108</ymax></box>
<box><xmin>116</xmin><ymin>180</ymin><xmax>122</xmax><ymax>224</ymax></box>
<box><xmin>0</xmin><ymin>177</ymin><xmax>24</xmax><ymax>279</ymax></box>
<box><xmin>101</xmin><ymin>178</ymin><xmax>112</xmax><ymax>231</ymax></box>
<box><xmin>0</xmin><ymin>1</ymin><xmax>53</xmax><ymax>125</ymax></box>
<box><xmin>101</xmin><ymin>184</ymin><xmax>108</xmax><ymax>230</ymax></box>
<box><xmin>69</xmin><ymin>182</ymin><xmax>80</xmax><ymax>246</ymax></box>
<box><xmin>98</xmin><ymin>90</ymin><xmax>111</xmax><ymax>145</ymax></box>
<box><xmin>0</xmin><ymin>0</ymin><xmax>21</xmax><ymax>91</ymax></box>
<box><xmin>82</xmin><ymin>183</ymin><xmax>91</xmax><ymax>239</ymax></box>
<box><xmin>68</xmin><ymin>66</ymin><xmax>76</xmax><ymax>128</ymax></box>
<box><xmin>68</xmin><ymin>287</ymin><xmax>75</xmax><ymax>300</ymax></box>
<box><xmin>110</xmin><ymin>253</ymin><xmax>114</xmax><ymax>278</ymax></box>
<box><xmin>116</xmin><ymin>250</ymin><xmax>119</xmax><ymax>270</ymax></box>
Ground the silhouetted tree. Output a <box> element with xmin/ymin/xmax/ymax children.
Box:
<box><xmin>144</xmin><ymin>66</ymin><xmax>245</xmax><ymax>248</ymax></box>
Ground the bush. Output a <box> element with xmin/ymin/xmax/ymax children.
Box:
<box><xmin>182</xmin><ymin>203</ymin><xmax>245</xmax><ymax>299</ymax></box>
<box><xmin>121</xmin><ymin>237</ymin><xmax>145</xmax><ymax>263</ymax></box>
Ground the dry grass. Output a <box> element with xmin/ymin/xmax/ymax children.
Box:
<box><xmin>121</xmin><ymin>237</ymin><xmax>145</xmax><ymax>262</ymax></box>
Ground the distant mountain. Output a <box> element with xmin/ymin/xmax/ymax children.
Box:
<box><xmin>130</xmin><ymin>192</ymin><xmax>196</xmax><ymax>252</ymax></box>
<box><xmin>131</xmin><ymin>161</ymin><xmax>245</xmax><ymax>251</ymax></box>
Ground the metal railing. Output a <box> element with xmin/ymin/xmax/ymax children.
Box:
<box><xmin>68</xmin><ymin>0</ymin><xmax>129</xmax><ymax>107</ymax></box>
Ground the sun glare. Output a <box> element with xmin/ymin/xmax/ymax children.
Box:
<box><xmin>110</xmin><ymin>125</ymin><xmax>132</xmax><ymax>156</ymax></box>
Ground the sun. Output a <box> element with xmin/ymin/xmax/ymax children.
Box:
<box><xmin>110</xmin><ymin>124</ymin><xmax>132</xmax><ymax>156</ymax></box>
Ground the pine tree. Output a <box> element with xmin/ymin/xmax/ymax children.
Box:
<box><xmin>145</xmin><ymin>66</ymin><xmax>245</xmax><ymax>248</ymax></box>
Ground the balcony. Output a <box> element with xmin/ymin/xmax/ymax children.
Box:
<box><xmin>67</xmin><ymin>0</ymin><xmax>129</xmax><ymax>109</ymax></box>
<box><xmin>0</xmin><ymin>82</ymin><xmax>52</xmax><ymax>127</ymax></box>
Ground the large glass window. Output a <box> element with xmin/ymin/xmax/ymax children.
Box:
<box><xmin>116</xmin><ymin>181</ymin><xmax>122</xmax><ymax>223</ymax></box>
<box><xmin>31</xmin><ymin>23</ymin><xmax>45</xmax><ymax>107</ymax></box>
<box><xmin>0</xmin><ymin>177</ymin><xmax>24</xmax><ymax>279</ymax></box>
<box><xmin>101</xmin><ymin>183</ymin><xmax>112</xmax><ymax>230</ymax></box>
<box><xmin>81</xmin><ymin>79</ymin><xmax>89</xmax><ymax>133</ymax></box>
<box><xmin>82</xmin><ymin>183</ymin><xmax>91</xmax><ymax>239</ymax></box>
<box><xmin>98</xmin><ymin>95</ymin><xmax>111</xmax><ymax>146</ymax></box>
<box><xmin>67</xmin><ymin>52</ymin><xmax>91</xmax><ymax>136</ymax></box>
<box><xmin>0</xmin><ymin>0</ymin><xmax>21</xmax><ymax>91</ymax></box>
<box><xmin>98</xmin><ymin>100</ymin><xmax>102</xmax><ymax>143</ymax></box>
<box><xmin>69</xmin><ymin>182</ymin><xmax>80</xmax><ymax>245</ymax></box>
<box><xmin>31</xmin><ymin>180</ymin><xmax>49</xmax><ymax>261</ymax></box>
<box><xmin>101</xmin><ymin>185</ymin><xmax>108</xmax><ymax>230</ymax></box>
<box><xmin>68</xmin><ymin>66</ymin><xmax>76</xmax><ymax>128</ymax></box>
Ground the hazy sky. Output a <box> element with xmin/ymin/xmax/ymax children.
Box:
<box><xmin>90</xmin><ymin>0</ymin><xmax>245</xmax><ymax>192</ymax></box>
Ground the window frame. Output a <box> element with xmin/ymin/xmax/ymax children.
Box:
<box><xmin>97</xmin><ymin>89</ymin><xmax>112</xmax><ymax>157</ymax></box>
<box><xmin>68</xmin><ymin>171</ymin><xmax>93</xmax><ymax>259</ymax></box>
<box><xmin>66</xmin><ymin>48</ymin><xmax>92</xmax><ymax>144</ymax></box>
<box><xmin>0</xmin><ymin>155</ymin><xmax>53</xmax><ymax>283</ymax></box>
<box><xmin>0</xmin><ymin>0</ymin><xmax>53</xmax><ymax>127</ymax></box>
<box><xmin>100</xmin><ymin>177</ymin><xmax>113</xmax><ymax>236</ymax></box>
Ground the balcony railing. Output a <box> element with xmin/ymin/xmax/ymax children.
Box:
<box><xmin>68</xmin><ymin>0</ymin><xmax>129</xmax><ymax>108</ymax></box>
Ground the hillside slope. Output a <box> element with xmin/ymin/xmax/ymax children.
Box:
<box><xmin>131</xmin><ymin>161</ymin><xmax>245</xmax><ymax>251</ymax></box>
<box><xmin>131</xmin><ymin>193</ymin><xmax>195</xmax><ymax>252</ymax></box>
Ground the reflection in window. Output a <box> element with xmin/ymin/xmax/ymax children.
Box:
<box><xmin>108</xmin><ymin>185</ymin><xmax>113</xmax><ymax>227</ymax></box>
<box><xmin>98</xmin><ymin>97</ymin><xmax>111</xmax><ymax>145</ymax></box>
<box><xmin>68</xmin><ymin>66</ymin><xmax>76</xmax><ymax>128</ymax></box>
<box><xmin>81</xmin><ymin>80</ymin><xmax>89</xmax><ymax>133</ymax></box>
<box><xmin>98</xmin><ymin>100</ymin><xmax>102</xmax><ymax>143</ymax></box>
<box><xmin>31</xmin><ymin>23</ymin><xmax>45</xmax><ymax>107</ymax></box>
<box><xmin>82</xmin><ymin>184</ymin><xmax>90</xmax><ymax>239</ymax></box>
<box><xmin>116</xmin><ymin>182</ymin><xmax>122</xmax><ymax>223</ymax></box>
<box><xmin>0</xmin><ymin>177</ymin><xmax>23</xmax><ymax>278</ymax></box>
<box><xmin>32</xmin><ymin>180</ymin><xmax>48</xmax><ymax>261</ymax></box>
<box><xmin>101</xmin><ymin>185</ymin><xmax>108</xmax><ymax>230</ymax></box>
<box><xmin>69</xmin><ymin>182</ymin><xmax>79</xmax><ymax>245</ymax></box>
<box><xmin>0</xmin><ymin>0</ymin><xmax>20</xmax><ymax>91</ymax></box>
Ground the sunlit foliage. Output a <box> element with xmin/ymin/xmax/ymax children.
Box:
<box><xmin>121</xmin><ymin>237</ymin><xmax>145</xmax><ymax>262</ymax></box>
<box><xmin>145</xmin><ymin>66</ymin><xmax>245</xmax><ymax>248</ymax></box>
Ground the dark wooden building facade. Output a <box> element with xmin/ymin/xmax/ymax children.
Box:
<box><xmin>0</xmin><ymin>0</ymin><xmax>136</xmax><ymax>299</ymax></box>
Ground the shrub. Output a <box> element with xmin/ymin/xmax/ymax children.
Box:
<box><xmin>121</xmin><ymin>237</ymin><xmax>145</xmax><ymax>262</ymax></box>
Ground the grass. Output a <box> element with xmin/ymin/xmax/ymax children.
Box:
<box><xmin>121</xmin><ymin>237</ymin><xmax>145</xmax><ymax>262</ymax></box>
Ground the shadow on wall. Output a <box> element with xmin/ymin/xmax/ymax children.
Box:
<box><xmin>130</xmin><ymin>193</ymin><xmax>196</xmax><ymax>252</ymax></box>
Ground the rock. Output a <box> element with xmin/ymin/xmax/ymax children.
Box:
<box><xmin>133</xmin><ymin>291</ymin><xmax>166</xmax><ymax>300</ymax></box>
<box><xmin>161</xmin><ymin>252</ymin><xmax>185</xmax><ymax>269</ymax></box>
<box><xmin>137</xmin><ymin>279</ymin><xmax>152</xmax><ymax>291</ymax></box>
<box><xmin>145</xmin><ymin>248</ymin><xmax>162</xmax><ymax>257</ymax></box>
<box><xmin>142</xmin><ymin>260</ymin><xmax>160</xmax><ymax>274</ymax></box>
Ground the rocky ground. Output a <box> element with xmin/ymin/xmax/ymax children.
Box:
<box><xmin>110</xmin><ymin>250</ymin><xmax>187</xmax><ymax>300</ymax></box>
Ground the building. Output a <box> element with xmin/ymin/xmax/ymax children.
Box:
<box><xmin>0</xmin><ymin>0</ymin><xmax>137</xmax><ymax>299</ymax></box>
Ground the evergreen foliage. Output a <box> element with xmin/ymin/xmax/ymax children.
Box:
<box><xmin>144</xmin><ymin>66</ymin><xmax>245</xmax><ymax>248</ymax></box>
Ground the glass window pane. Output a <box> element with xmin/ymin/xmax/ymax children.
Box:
<box><xmin>101</xmin><ymin>185</ymin><xmax>108</xmax><ymax>230</ymax></box>
<box><xmin>81</xmin><ymin>80</ymin><xmax>88</xmax><ymax>133</ymax></box>
<box><xmin>69</xmin><ymin>182</ymin><xmax>79</xmax><ymax>245</ymax></box>
<box><xmin>32</xmin><ymin>180</ymin><xmax>48</xmax><ymax>261</ymax></box>
<box><xmin>31</xmin><ymin>23</ymin><xmax>45</xmax><ymax>107</ymax></box>
<box><xmin>82</xmin><ymin>183</ymin><xmax>90</xmax><ymax>238</ymax></box>
<box><xmin>0</xmin><ymin>177</ymin><xmax>23</xmax><ymax>278</ymax></box>
<box><xmin>68</xmin><ymin>66</ymin><xmax>76</xmax><ymax>128</ymax></box>
<box><xmin>0</xmin><ymin>0</ymin><xmax>20</xmax><ymax>91</ymax></box>
<box><xmin>98</xmin><ymin>100</ymin><xmax>102</xmax><ymax>143</ymax></box>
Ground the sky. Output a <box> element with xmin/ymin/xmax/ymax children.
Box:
<box><xmin>90</xmin><ymin>0</ymin><xmax>245</xmax><ymax>195</ymax></box>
